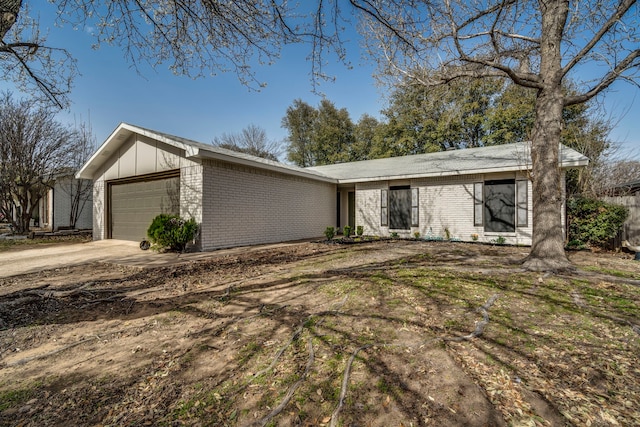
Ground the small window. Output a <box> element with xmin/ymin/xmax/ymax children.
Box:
<box><xmin>474</xmin><ymin>182</ymin><xmax>483</xmax><ymax>226</ymax></box>
<box><xmin>411</xmin><ymin>188</ymin><xmax>419</xmax><ymax>227</ymax></box>
<box><xmin>516</xmin><ymin>180</ymin><xmax>528</xmax><ymax>227</ymax></box>
<box><xmin>381</xmin><ymin>189</ymin><xmax>388</xmax><ymax>226</ymax></box>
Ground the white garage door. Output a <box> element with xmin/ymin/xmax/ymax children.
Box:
<box><xmin>109</xmin><ymin>174</ymin><xmax>180</xmax><ymax>241</ymax></box>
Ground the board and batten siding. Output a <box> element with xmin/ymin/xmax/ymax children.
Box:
<box><xmin>355</xmin><ymin>173</ymin><xmax>536</xmax><ymax>245</ymax></box>
<box><xmin>200</xmin><ymin>159</ymin><xmax>336</xmax><ymax>251</ymax></box>
<box><xmin>91</xmin><ymin>133</ymin><xmax>203</xmax><ymax>241</ymax></box>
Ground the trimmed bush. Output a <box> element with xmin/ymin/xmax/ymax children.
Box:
<box><xmin>343</xmin><ymin>225</ymin><xmax>352</xmax><ymax>237</ymax></box>
<box><xmin>324</xmin><ymin>226</ymin><xmax>335</xmax><ymax>241</ymax></box>
<box><xmin>567</xmin><ymin>197</ymin><xmax>628</xmax><ymax>249</ymax></box>
<box><xmin>147</xmin><ymin>214</ymin><xmax>198</xmax><ymax>252</ymax></box>
<box><xmin>356</xmin><ymin>226</ymin><xmax>364</xmax><ymax>236</ymax></box>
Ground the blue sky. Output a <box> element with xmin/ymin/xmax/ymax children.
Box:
<box><xmin>3</xmin><ymin>3</ymin><xmax>639</xmax><ymax>161</ymax></box>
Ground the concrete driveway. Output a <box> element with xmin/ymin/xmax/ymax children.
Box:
<box><xmin>0</xmin><ymin>240</ymin><xmax>194</xmax><ymax>278</ymax></box>
<box><xmin>0</xmin><ymin>239</ymin><xmax>312</xmax><ymax>278</ymax></box>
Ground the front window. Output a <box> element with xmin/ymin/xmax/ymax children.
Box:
<box><xmin>484</xmin><ymin>180</ymin><xmax>515</xmax><ymax>232</ymax></box>
<box><xmin>389</xmin><ymin>186</ymin><xmax>412</xmax><ymax>230</ymax></box>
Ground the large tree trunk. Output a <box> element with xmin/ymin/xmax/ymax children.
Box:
<box><xmin>523</xmin><ymin>87</ymin><xmax>572</xmax><ymax>271</ymax></box>
<box><xmin>522</xmin><ymin>0</ymin><xmax>572</xmax><ymax>272</ymax></box>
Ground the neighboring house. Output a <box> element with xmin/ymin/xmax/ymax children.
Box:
<box><xmin>4</xmin><ymin>172</ymin><xmax>92</xmax><ymax>231</ymax></box>
<box><xmin>33</xmin><ymin>173</ymin><xmax>93</xmax><ymax>231</ymax></box>
<box><xmin>76</xmin><ymin>123</ymin><xmax>589</xmax><ymax>250</ymax></box>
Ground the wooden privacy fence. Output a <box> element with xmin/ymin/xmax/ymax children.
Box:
<box><xmin>602</xmin><ymin>193</ymin><xmax>640</xmax><ymax>249</ymax></box>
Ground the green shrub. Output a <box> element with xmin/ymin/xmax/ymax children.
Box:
<box><xmin>324</xmin><ymin>226</ymin><xmax>335</xmax><ymax>241</ymax></box>
<box><xmin>566</xmin><ymin>239</ymin><xmax>586</xmax><ymax>250</ymax></box>
<box><xmin>494</xmin><ymin>235</ymin><xmax>506</xmax><ymax>245</ymax></box>
<box><xmin>567</xmin><ymin>197</ymin><xmax>628</xmax><ymax>249</ymax></box>
<box><xmin>147</xmin><ymin>214</ymin><xmax>198</xmax><ymax>252</ymax></box>
<box><xmin>343</xmin><ymin>225</ymin><xmax>352</xmax><ymax>237</ymax></box>
<box><xmin>413</xmin><ymin>231</ymin><xmax>421</xmax><ymax>239</ymax></box>
<box><xmin>356</xmin><ymin>226</ymin><xmax>364</xmax><ymax>236</ymax></box>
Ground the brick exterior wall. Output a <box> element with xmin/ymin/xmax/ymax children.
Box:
<box><xmin>355</xmin><ymin>172</ymin><xmax>536</xmax><ymax>245</ymax></box>
<box><xmin>199</xmin><ymin>159</ymin><xmax>336</xmax><ymax>250</ymax></box>
<box><xmin>180</xmin><ymin>164</ymin><xmax>204</xmax><ymax>249</ymax></box>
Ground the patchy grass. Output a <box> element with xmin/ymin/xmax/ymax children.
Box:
<box><xmin>0</xmin><ymin>384</ymin><xmax>37</xmax><ymax>411</ymax></box>
<box><xmin>0</xmin><ymin>241</ymin><xmax>639</xmax><ymax>426</ymax></box>
<box><xmin>0</xmin><ymin>234</ymin><xmax>91</xmax><ymax>252</ymax></box>
<box><xmin>583</xmin><ymin>265</ymin><xmax>640</xmax><ymax>279</ymax></box>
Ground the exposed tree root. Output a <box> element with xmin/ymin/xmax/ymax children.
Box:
<box><xmin>325</xmin><ymin>295</ymin><xmax>500</xmax><ymax>426</ymax></box>
<box><xmin>252</xmin><ymin>323</ymin><xmax>305</xmax><ymax>380</ymax></box>
<box><xmin>522</xmin><ymin>255</ymin><xmax>576</xmax><ymax>273</ymax></box>
<box><xmin>4</xmin><ymin>326</ymin><xmax>141</xmax><ymax>367</ymax></box>
<box><xmin>330</xmin><ymin>344</ymin><xmax>372</xmax><ymax>427</ymax></box>
<box><xmin>251</xmin><ymin>296</ymin><xmax>348</xmax><ymax>381</ymax></box>
<box><xmin>254</xmin><ymin>338</ymin><xmax>315</xmax><ymax>427</ymax></box>
<box><xmin>444</xmin><ymin>293</ymin><xmax>500</xmax><ymax>342</ymax></box>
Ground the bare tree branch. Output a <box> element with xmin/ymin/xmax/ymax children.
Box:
<box><xmin>565</xmin><ymin>49</ymin><xmax>640</xmax><ymax>106</ymax></box>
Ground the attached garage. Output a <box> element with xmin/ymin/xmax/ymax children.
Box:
<box><xmin>108</xmin><ymin>172</ymin><xmax>180</xmax><ymax>241</ymax></box>
<box><xmin>76</xmin><ymin>123</ymin><xmax>337</xmax><ymax>250</ymax></box>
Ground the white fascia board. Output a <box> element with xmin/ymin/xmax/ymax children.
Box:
<box><xmin>193</xmin><ymin>149</ymin><xmax>338</xmax><ymax>183</ymax></box>
<box><xmin>560</xmin><ymin>159</ymin><xmax>590</xmax><ymax>168</ymax></box>
<box><xmin>75</xmin><ymin>123</ymin><xmax>197</xmax><ymax>179</ymax></box>
<box><xmin>76</xmin><ymin>123</ymin><xmax>133</xmax><ymax>179</ymax></box>
<box><xmin>334</xmin><ymin>165</ymin><xmax>531</xmax><ymax>184</ymax></box>
<box><xmin>129</xmin><ymin>125</ymin><xmax>196</xmax><ymax>154</ymax></box>
<box><xmin>333</xmin><ymin>158</ymin><xmax>586</xmax><ymax>184</ymax></box>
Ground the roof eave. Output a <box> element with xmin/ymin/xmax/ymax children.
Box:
<box><xmin>333</xmin><ymin>158</ymin><xmax>587</xmax><ymax>184</ymax></box>
<box><xmin>76</xmin><ymin>123</ymin><xmax>131</xmax><ymax>179</ymax></box>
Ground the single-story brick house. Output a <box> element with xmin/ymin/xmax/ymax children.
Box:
<box><xmin>76</xmin><ymin>123</ymin><xmax>589</xmax><ymax>249</ymax></box>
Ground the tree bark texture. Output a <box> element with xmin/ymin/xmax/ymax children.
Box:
<box><xmin>0</xmin><ymin>0</ymin><xmax>20</xmax><ymax>41</ymax></box>
<box><xmin>522</xmin><ymin>0</ymin><xmax>572</xmax><ymax>271</ymax></box>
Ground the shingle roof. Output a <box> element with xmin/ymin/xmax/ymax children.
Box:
<box><xmin>78</xmin><ymin>123</ymin><xmax>588</xmax><ymax>183</ymax></box>
<box><xmin>306</xmin><ymin>142</ymin><xmax>589</xmax><ymax>183</ymax></box>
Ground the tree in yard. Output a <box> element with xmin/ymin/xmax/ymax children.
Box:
<box><xmin>375</xmin><ymin>77</ymin><xmax>504</xmax><ymax>156</ymax></box>
<box><xmin>355</xmin><ymin>0</ymin><xmax>639</xmax><ymax>271</ymax></box>
<box><xmin>282</xmin><ymin>99</ymin><xmax>356</xmax><ymax>167</ymax></box>
<box><xmin>369</xmin><ymin>77</ymin><xmax>612</xmax><ymax>199</ymax></box>
<box><xmin>313</xmin><ymin>99</ymin><xmax>355</xmax><ymax>165</ymax></box>
<box><xmin>0</xmin><ymin>0</ymin><xmax>76</xmax><ymax>107</ymax></box>
<box><xmin>0</xmin><ymin>92</ymin><xmax>79</xmax><ymax>233</ymax></box>
<box><xmin>283</xmin><ymin>99</ymin><xmax>318</xmax><ymax>167</ymax></box>
<box><xmin>212</xmin><ymin>124</ymin><xmax>282</xmax><ymax>161</ymax></box>
<box><xmin>351</xmin><ymin>114</ymin><xmax>380</xmax><ymax>161</ymax></box>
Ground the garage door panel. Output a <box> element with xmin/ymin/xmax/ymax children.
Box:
<box><xmin>110</xmin><ymin>176</ymin><xmax>180</xmax><ymax>241</ymax></box>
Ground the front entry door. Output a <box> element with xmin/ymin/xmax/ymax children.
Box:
<box><xmin>348</xmin><ymin>191</ymin><xmax>355</xmax><ymax>228</ymax></box>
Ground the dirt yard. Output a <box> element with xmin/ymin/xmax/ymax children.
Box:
<box><xmin>0</xmin><ymin>240</ymin><xmax>639</xmax><ymax>426</ymax></box>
